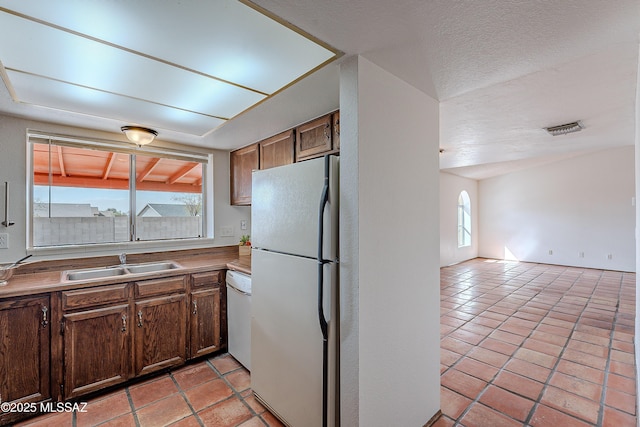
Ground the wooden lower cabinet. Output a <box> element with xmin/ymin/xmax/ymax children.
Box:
<box><xmin>134</xmin><ymin>294</ymin><xmax>187</xmax><ymax>376</ymax></box>
<box><xmin>62</xmin><ymin>304</ymin><xmax>131</xmax><ymax>399</ymax></box>
<box><xmin>189</xmin><ymin>287</ymin><xmax>221</xmax><ymax>358</ymax></box>
<box><xmin>0</xmin><ymin>269</ymin><xmax>227</xmax><ymax>417</ymax></box>
<box><xmin>0</xmin><ymin>295</ymin><xmax>50</xmax><ymax>425</ymax></box>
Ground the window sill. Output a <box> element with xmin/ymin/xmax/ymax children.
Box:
<box><xmin>28</xmin><ymin>237</ymin><xmax>218</xmax><ymax>260</ymax></box>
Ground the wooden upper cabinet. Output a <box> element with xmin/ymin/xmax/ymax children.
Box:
<box><xmin>332</xmin><ymin>111</ymin><xmax>340</xmax><ymax>150</ymax></box>
<box><xmin>296</xmin><ymin>114</ymin><xmax>333</xmax><ymax>161</ymax></box>
<box><xmin>230</xmin><ymin>143</ymin><xmax>259</xmax><ymax>206</ymax></box>
<box><xmin>259</xmin><ymin>129</ymin><xmax>294</xmax><ymax>170</ymax></box>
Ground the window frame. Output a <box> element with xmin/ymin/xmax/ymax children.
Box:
<box><xmin>27</xmin><ymin>130</ymin><xmax>211</xmax><ymax>251</ymax></box>
<box><xmin>457</xmin><ymin>190</ymin><xmax>471</xmax><ymax>248</ymax></box>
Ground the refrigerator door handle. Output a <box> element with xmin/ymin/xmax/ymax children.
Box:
<box><xmin>317</xmin><ymin>155</ymin><xmax>331</xmax><ymax>427</ymax></box>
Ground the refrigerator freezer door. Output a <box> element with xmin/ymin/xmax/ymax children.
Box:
<box><xmin>252</xmin><ymin>156</ymin><xmax>338</xmax><ymax>260</ymax></box>
<box><xmin>251</xmin><ymin>249</ymin><xmax>338</xmax><ymax>427</ymax></box>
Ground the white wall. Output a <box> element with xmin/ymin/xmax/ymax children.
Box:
<box><xmin>340</xmin><ymin>55</ymin><xmax>440</xmax><ymax>426</ymax></box>
<box><xmin>440</xmin><ymin>172</ymin><xmax>479</xmax><ymax>266</ymax></box>
<box><xmin>479</xmin><ymin>147</ymin><xmax>635</xmax><ymax>272</ymax></box>
<box><xmin>0</xmin><ymin>114</ymin><xmax>249</xmax><ymax>263</ymax></box>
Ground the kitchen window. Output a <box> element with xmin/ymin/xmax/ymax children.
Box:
<box><xmin>457</xmin><ymin>190</ymin><xmax>471</xmax><ymax>248</ymax></box>
<box><xmin>29</xmin><ymin>132</ymin><xmax>209</xmax><ymax>248</ymax></box>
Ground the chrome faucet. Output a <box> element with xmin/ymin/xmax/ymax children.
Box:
<box><xmin>119</xmin><ymin>253</ymin><xmax>126</xmax><ymax>265</ymax></box>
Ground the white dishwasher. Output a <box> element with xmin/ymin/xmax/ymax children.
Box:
<box><xmin>226</xmin><ymin>270</ymin><xmax>252</xmax><ymax>370</ymax></box>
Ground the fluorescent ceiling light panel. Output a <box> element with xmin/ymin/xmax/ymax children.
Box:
<box><xmin>0</xmin><ymin>0</ymin><xmax>339</xmax><ymax>137</ymax></box>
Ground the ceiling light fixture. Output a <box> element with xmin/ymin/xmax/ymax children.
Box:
<box><xmin>121</xmin><ymin>126</ymin><xmax>158</xmax><ymax>146</ymax></box>
<box><xmin>544</xmin><ymin>121</ymin><xmax>584</xmax><ymax>136</ymax></box>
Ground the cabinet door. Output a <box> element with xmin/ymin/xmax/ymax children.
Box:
<box><xmin>296</xmin><ymin>114</ymin><xmax>332</xmax><ymax>161</ymax></box>
<box><xmin>230</xmin><ymin>143</ymin><xmax>259</xmax><ymax>206</ymax></box>
<box><xmin>0</xmin><ymin>296</ymin><xmax>50</xmax><ymax>409</ymax></box>
<box><xmin>260</xmin><ymin>129</ymin><xmax>294</xmax><ymax>170</ymax></box>
<box><xmin>63</xmin><ymin>304</ymin><xmax>131</xmax><ymax>399</ymax></box>
<box><xmin>134</xmin><ymin>294</ymin><xmax>187</xmax><ymax>376</ymax></box>
<box><xmin>189</xmin><ymin>287</ymin><xmax>221</xmax><ymax>358</ymax></box>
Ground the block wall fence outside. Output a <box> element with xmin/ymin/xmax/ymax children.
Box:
<box><xmin>33</xmin><ymin>217</ymin><xmax>202</xmax><ymax>246</ymax></box>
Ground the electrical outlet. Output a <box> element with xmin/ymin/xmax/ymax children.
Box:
<box><xmin>548</xmin><ymin>249</ymin><xmax>553</xmax><ymax>255</ymax></box>
<box><xmin>220</xmin><ymin>226</ymin><xmax>234</xmax><ymax>237</ymax></box>
<box><xmin>0</xmin><ymin>233</ymin><xmax>8</xmax><ymax>249</ymax></box>
<box><xmin>607</xmin><ymin>254</ymin><xmax>613</xmax><ymax>260</ymax></box>
<box><xmin>240</xmin><ymin>220</ymin><xmax>247</xmax><ymax>230</ymax></box>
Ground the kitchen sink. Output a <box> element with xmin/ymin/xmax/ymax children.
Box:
<box><xmin>64</xmin><ymin>266</ymin><xmax>128</xmax><ymax>281</ymax></box>
<box><xmin>63</xmin><ymin>261</ymin><xmax>181</xmax><ymax>281</ymax></box>
<box><xmin>124</xmin><ymin>261</ymin><xmax>180</xmax><ymax>274</ymax></box>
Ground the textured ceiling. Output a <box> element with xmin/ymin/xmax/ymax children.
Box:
<box><xmin>0</xmin><ymin>0</ymin><xmax>638</xmax><ymax>179</ymax></box>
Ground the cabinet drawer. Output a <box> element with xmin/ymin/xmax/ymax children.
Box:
<box><xmin>135</xmin><ymin>276</ymin><xmax>186</xmax><ymax>298</ymax></box>
<box><xmin>192</xmin><ymin>271</ymin><xmax>222</xmax><ymax>288</ymax></box>
<box><xmin>62</xmin><ymin>283</ymin><xmax>129</xmax><ymax>310</ymax></box>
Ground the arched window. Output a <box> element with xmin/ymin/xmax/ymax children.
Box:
<box><xmin>458</xmin><ymin>191</ymin><xmax>471</xmax><ymax>247</ymax></box>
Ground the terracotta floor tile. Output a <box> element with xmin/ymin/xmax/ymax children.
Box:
<box><xmin>540</xmin><ymin>386</ymin><xmax>600</xmax><ymax>424</ymax></box>
<box><xmin>441</xmin><ymin>386</ymin><xmax>472</xmax><ymax>419</ymax></box>
<box><xmin>609</xmin><ymin>360</ymin><xmax>636</xmax><ymax>378</ymax></box>
<box><xmin>460</xmin><ymin>402</ymin><xmax>523</xmax><ymax>427</ymax></box>
<box><xmin>530</xmin><ymin>404</ymin><xmax>596</xmax><ymax>427</ymax></box>
<box><xmin>514</xmin><ymin>347</ymin><xmax>557</xmax><ymax>369</ymax></box>
<box><xmin>555</xmin><ymin>359</ymin><xmax>605</xmax><ymax>385</ymax></box>
<box><xmin>168</xmin><ymin>416</ymin><xmax>203</xmax><ymax>427</ymax></box>
<box><xmin>432</xmin><ymin>415</ymin><xmax>456</xmax><ymax>427</ymax></box>
<box><xmin>441</xmin><ymin>369</ymin><xmax>487</xmax><ymax>399</ymax></box>
<box><xmin>493</xmin><ymin>370</ymin><xmax>544</xmax><ymax>401</ymax></box>
<box><xmin>243</xmin><ymin>392</ymin><xmax>267</xmax><ymax>415</ymax></box>
<box><xmin>467</xmin><ymin>346</ymin><xmax>510</xmax><ymax>368</ymax></box>
<box><xmin>238</xmin><ymin>417</ymin><xmax>270</xmax><ymax>427</ymax></box>
<box><xmin>602</xmin><ymin>406</ymin><xmax>638</xmax><ymax>427</ymax></box>
<box><xmin>226</xmin><ymin>368</ymin><xmax>252</xmax><ymax>392</ymax></box>
<box><xmin>604</xmin><ymin>388</ymin><xmax>636</xmax><ymax>415</ymax></box>
<box><xmin>504</xmin><ymin>358</ymin><xmax>552</xmax><ymax>383</ymax></box>
<box><xmin>549</xmin><ymin>372</ymin><xmax>602</xmax><ymax>402</ymax></box>
<box><xmin>561</xmin><ymin>348</ymin><xmax>607</xmax><ymax>371</ymax></box>
<box><xmin>173</xmin><ymin>361</ymin><xmax>220</xmax><ymax>390</ymax></box>
<box><xmin>210</xmin><ymin>354</ymin><xmax>242</xmax><ymax>374</ymax></box>
<box><xmin>135</xmin><ymin>394</ymin><xmax>192</xmax><ymax>427</ymax></box>
<box><xmin>607</xmin><ymin>372</ymin><xmax>637</xmax><ymax>395</ymax></box>
<box><xmin>454</xmin><ymin>357</ymin><xmax>499</xmax><ymax>382</ymax></box>
<box><xmin>489</xmin><ymin>330</ymin><xmax>527</xmax><ymax>346</ymax></box>
<box><xmin>129</xmin><ymin>374</ymin><xmax>179</xmax><ymax>408</ymax></box>
<box><xmin>197</xmin><ymin>397</ymin><xmax>253</xmax><ymax>427</ymax></box>
<box><xmin>14</xmin><ymin>411</ymin><xmax>73</xmax><ymax>427</ymax></box>
<box><xmin>184</xmin><ymin>378</ymin><xmax>234</xmax><ymax>411</ymax></box>
<box><xmin>261</xmin><ymin>411</ymin><xmax>286</xmax><ymax>427</ymax></box>
<box><xmin>441</xmin><ymin>348</ymin><xmax>462</xmax><ymax>366</ymax></box>
<box><xmin>76</xmin><ymin>390</ymin><xmax>132</xmax><ymax>427</ymax></box>
<box><xmin>448</xmin><ymin>328</ymin><xmax>485</xmax><ymax>345</ymax></box>
<box><xmin>99</xmin><ymin>412</ymin><xmax>137</xmax><ymax>427</ymax></box>
<box><xmin>441</xmin><ymin>336</ymin><xmax>474</xmax><ymax>355</ymax></box>
<box><xmin>479</xmin><ymin>385</ymin><xmax>535</xmax><ymax>422</ymax></box>
<box><xmin>478</xmin><ymin>337</ymin><xmax>518</xmax><ymax>356</ymax></box>
<box><xmin>567</xmin><ymin>339</ymin><xmax>609</xmax><ymax>358</ymax></box>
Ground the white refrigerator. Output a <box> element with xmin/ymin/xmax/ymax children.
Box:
<box><xmin>251</xmin><ymin>155</ymin><xmax>339</xmax><ymax>427</ymax></box>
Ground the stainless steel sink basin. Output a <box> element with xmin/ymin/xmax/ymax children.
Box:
<box><xmin>63</xmin><ymin>261</ymin><xmax>181</xmax><ymax>281</ymax></box>
<box><xmin>125</xmin><ymin>261</ymin><xmax>180</xmax><ymax>274</ymax></box>
<box><xmin>64</xmin><ymin>266</ymin><xmax>128</xmax><ymax>281</ymax></box>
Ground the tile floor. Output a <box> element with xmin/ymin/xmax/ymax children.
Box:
<box><xmin>16</xmin><ymin>258</ymin><xmax>639</xmax><ymax>427</ymax></box>
<box><xmin>16</xmin><ymin>354</ymin><xmax>283</xmax><ymax>427</ymax></box>
<box><xmin>437</xmin><ymin>258</ymin><xmax>637</xmax><ymax>427</ymax></box>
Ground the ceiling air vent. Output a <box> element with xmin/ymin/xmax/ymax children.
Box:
<box><xmin>544</xmin><ymin>121</ymin><xmax>584</xmax><ymax>136</ymax></box>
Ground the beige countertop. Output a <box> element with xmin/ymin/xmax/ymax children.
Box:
<box><xmin>0</xmin><ymin>246</ymin><xmax>244</xmax><ymax>299</ymax></box>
